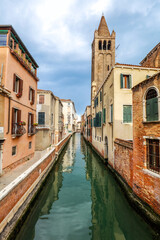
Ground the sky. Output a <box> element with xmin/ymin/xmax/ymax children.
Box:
<box><xmin>1</xmin><ymin>0</ymin><xmax>160</xmax><ymax>116</ymax></box>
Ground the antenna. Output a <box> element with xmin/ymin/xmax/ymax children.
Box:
<box><xmin>116</xmin><ymin>44</ymin><xmax>120</xmax><ymax>50</ymax></box>
<box><xmin>115</xmin><ymin>44</ymin><xmax>120</xmax><ymax>58</ymax></box>
<box><xmin>0</xmin><ymin>63</ymin><xmax>3</xmax><ymax>85</ymax></box>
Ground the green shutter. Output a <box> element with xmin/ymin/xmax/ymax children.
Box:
<box><xmin>123</xmin><ymin>106</ymin><xmax>127</xmax><ymax>123</ymax></box>
<box><xmin>120</xmin><ymin>74</ymin><xmax>123</xmax><ymax>88</ymax></box>
<box><xmin>0</xmin><ymin>30</ymin><xmax>8</xmax><ymax>34</ymax></box>
<box><xmin>103</xmin><ymin>108</ymin><xmax>106</xmax><ymax>123</ymax></box>
<box><xmin>123</xmin><ymin>106</ymin><xmax>132</xmax><ymax>123</ymax></box>
<box><xmin>146</xmin><ymin>101</ymin><xmax>151</xmax><ymax>121</ymax></box>
<box><xmin>100</xmin><ymin>112</ymin><xmax>102</xmax><ymax>127</ymax></box>
<box><xmin>129</xmin><ymin>75</ymin><xmax>132</xmax><ymax>89</ymax></box>
<box><xmin>153</xmin><ymin>98</ymin><xmax>158</xmax><ymax>120</ymax></box>
<box><xmin>97</xmin><ymin>97</ymin><xmax>98</xmax><ymax>106</ymax></box>
<box><xmin>146</xmin><ymin>98</ymin><xmax>158</xmax><ymax>121</ymax></box>
<box><xmin>111</xmin><ymin>105</ymin><xmax>113</xmax><ymax>122</ymax></box>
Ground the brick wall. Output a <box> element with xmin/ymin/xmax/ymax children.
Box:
<box><xmin>132</xmin><ymin>73</ymin><xmax>160</xmax><ymax>215</ymax></box>
<box><xmin>114</xmin><ymin>138</ymin><xmax>133</xmax><ymax>188</ymax></box>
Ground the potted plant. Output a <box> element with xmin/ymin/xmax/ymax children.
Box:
<box><xmin>19</xmin><ymin>121</ymin><xmax>26</xmax><ymax>126</ymax></box>
<box><xmin>33</xmin><ymin>123</ymin><xmax>38</xmax><ymax>126</ymax></box>
<box><xmin>16</xmin><ymin>93</ymin><xmax>22</xmax><ymax>98</ymax></box>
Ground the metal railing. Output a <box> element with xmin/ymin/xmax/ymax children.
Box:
<box><xmin>12</xmin><ymin>123</ymin><xmax>26</xmax><ymax>137</ymax></box>
<box><xmin>28</xmin><ymin>125</ymin><xmax>38</xmax><ymax>136</ymax></box>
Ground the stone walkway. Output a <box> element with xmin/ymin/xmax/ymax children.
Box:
<box><xmin>0</xmin><ymin>148</ymin><xmax>53</xmax><ymax>192</ymax></box>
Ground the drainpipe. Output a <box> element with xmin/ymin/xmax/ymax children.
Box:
<box><xmin>0</xmin><ymin>63</ymin><xmax>3</xmax><ymax>85</ymax></box>
<box><xmin>6</xmin><ymin>97</ymin><xmax>11</xmax><ymax>134</ymax></box>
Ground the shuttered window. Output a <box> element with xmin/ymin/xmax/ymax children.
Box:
<box><xmin>147</xmin><ymin>139</ymin><xmax>160</xmax><ymax>173</ymax></box>
<box><xmin>93</xmin><ymin>112</ymin><xmax>102</xmax><ymax>127</ymax></box>
<box><xmin>123</xmin><ymin>105</ymin><xmax>132</xmax><ymax>123</ymax></box>
<box><xmin>11</xmin><ymin>108</ymin><xmax>21</xmax><ymax>134</ymax></box>
<box><xmin>28</xmin><ymin>113</ymin><xmax>34</xmax><ymax>133</ymax></box>
<box><xmin>29</xmin><ymin>87</ymin><xmax>35</xmax><ymax>105</ymax></box>
<box><xmin>13</xmin><ymin>74</ymin><xmax>23</xmax><ymax>97</ymax></box>
<box><xmin>39</xmin><ymin>95</ymin><xmax>44</xmax><ymax>104</ymax></box>
<box><xmin>120</xmin><ymin>74</ymin><xmax>132</xmax><ymax>89</ymax></box>
<box><xmin>146</xmin><ymin>89</ymin><xmax>158</xmax><ymax>122</ymax></box>
<box><xmin>38</xmin><ymin>112</ymin><xmax>45</xmax><ymax>125</ymax></box>
<box><xmin>103</xmin><ymin>108</ymin><xmax>106</xmax><ymax>124</ymax></box>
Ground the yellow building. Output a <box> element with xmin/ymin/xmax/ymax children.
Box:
<box><xmin>36</xmin><ymin>89</ymin><xmax>56</xmax><ymax>150</ymax></box>
<box><xmin>92</xmin><ymin>63</ymin><xmax>160</xmax><ymax>166</ymax></box>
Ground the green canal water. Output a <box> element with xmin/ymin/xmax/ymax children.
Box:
<box><xmin>15</xmin><ymin>134</ymin><xmax>159</xmax><ymax>240</ymax></box>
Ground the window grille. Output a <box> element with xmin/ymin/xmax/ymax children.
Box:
<box><xmin>147</xmin><ymin>139</ymin><xmax>160</xmax><ymax>174</ymax></box>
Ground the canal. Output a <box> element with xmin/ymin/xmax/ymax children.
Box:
<box><xmin>15</xmin><ymin>134</ymin><xmax>159</xmax><ymax>240</ymax></box>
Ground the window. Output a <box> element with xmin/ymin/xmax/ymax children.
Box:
<box><xmin>39</xmin><ymin>95</ymin><xmax>44</xmax><ymax>104</ymax></box>
<box><xmin>29</xmin><ymin>87</ymin><xmax>35</xmax><ymax>105</ymax></box>
<box><xmin>110</xmin><ymin>104</ymin><xmax>113</xmax><ymax>123</ymax></box>
<box><xmin>38</xmin><ymin>112</ymin><xmax>45</xmax><ymax>125</ymax></box>
<box><xmin>28</xmin><ymin>113</ymin><xmax>34</xmax><ymax>134</ymax></box>
<box><xmin>12</xmin><ymin>146</ymin><xmax>17</xmax><ymax>156</ymax></box>
<box><xmin>9</xmin><ymin>38</ymin><xmax>13</xmax><ymax>49</ymax></box>
<box><xmin>103</xmin><ymin>40</ymin><xmax>106</xmax><ymax>50</ymax></box>
<box><xmin>123</xmin><ymin>105</ymin><xmax>132</xmax><ymax>123</ymax></box>
<box><xmin>147</xmin><ymin>139</ymin><xmax>160</xmax><ymax>173</ymax></box>
<box><xmin>0</xmin><ymin>34</ymin><xmax>7</xmax><ymax>46</ymax></box>
<box><xmin>11</xmin><ymin>108</ymin><xmax>21</xmax><ymax>134</ymax></box>
<box><xmin>107</xmin><ymin>65</ymin><xmax>110</xmax><ymax>71</ymax></box>
<box><xmin>29</xmin><ymin>141</ymin><xmax>32</xmax><ymax>149</ymax></box>
<box><xmin>146</xmin><ymin>88</ymin><xmax>158</xmax><ymax>122</ymax></box>
<box><xmin>94</xmin><ymin>112</ymin><xmax>102</xmax><ymax>127</ymax></box>
<box><xmin>103</xmin><ymin>108</ymin><xmax>106</xmax><ymax>124</ymax></box>
<box><xmin>99</xmin><ymin>40</ymin><xmax>102</xmax><ymax>50</ymax></box>
<box><xmin>108</xmin><ymin>40</ymin><xmax>111</xmax><ymax>50</ymax></box>
<box><xmin>120</xmin><ymin>74</ymin><xmax>132</xmax><ymax>89</ymax></box>
<box><xmin>13</xmin><ymin>74</ymin><xmax>23</xmax><ymax>97</ymax></box>
<box><xmin>14</xmin><ymin>41</ymin><xmax>17</xmax><ymax>50</ymax></box>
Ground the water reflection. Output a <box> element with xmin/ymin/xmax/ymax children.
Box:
<box><xmin>81</xmin><ymin>137</ymin><xmax>157</xmax><ymax>240</ymax></box>
<box><xmin>15</xmin><ymin>134</ymin><xmax>158</xmax><ymax>240</ymax></box>
<box><xmin>62</xmin><ymin>135</ymin><xmax>76</xmax><ymax>173</ymax></box>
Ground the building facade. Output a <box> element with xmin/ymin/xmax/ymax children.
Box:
<box><xmin>55</xmin><ymin>97</ymin><xmax>64</xmax><ymax>144</ymax></box>
<box><xmin>36</xmin><ymin>89</ymin><xmax>56</xmax><ymax>150</ymax></box>
<box><xmin>0</xmin><ymin>25</ymin><xmax>38</xmax><ymax>173</ymax></box>
<box><xmin>132</xmin><ymin>72</ymin><xmax>160</xmax><ymax>215</ymax></box>
<box><xmin>92</xmin><ymin>64</ymin><xmax>160</xmax><ymax>165</ymax></box>
<box><xmin>61</xmin><ymin>99</ymin><xmax>77</xmax><ymax>133</ymax></box>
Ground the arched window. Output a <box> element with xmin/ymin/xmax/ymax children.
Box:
<box><xmin>108</xmin><ymin>40</ymin><xmax>111</xmax><ymax>50</ymax></box>
<box><xmin>146</xmin><ymin>88</ymin><xmax>158</xmax><ymax>121</ymax></box>
<box><xmin>99</xmin><ymin>40</ymin><xmax>102</xmax><ymax>50</ymax></box>
<box><xmin>103</xmin><ymin>40</ymin><xmax>106</xmax><ymax>50</ymax></box>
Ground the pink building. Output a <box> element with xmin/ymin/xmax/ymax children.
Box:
<box><xmin>0</xmin><ymin>25</ymin><xmax>39</xmax><ymax>173</ymax></box>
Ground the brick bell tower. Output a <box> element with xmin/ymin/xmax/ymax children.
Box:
<box><xmin>91</xmin><ymin>15</ymin><xmax>116</xmax><ymax>103</ymax></box>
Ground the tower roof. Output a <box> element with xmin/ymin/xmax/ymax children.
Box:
<box><xmin>98</xmin><ymin>16</ymin><xmax>110</xmax><ymax>36</ymax></box>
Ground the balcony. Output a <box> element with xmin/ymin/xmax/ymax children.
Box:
<box><xmin>10</xmin><ymin>49</ymin><xmax>39</xmax><ymax>82</ymax></box>
<box><xmin>12</xmin><ymin>123</ymin><xmax>26</xmax><ymax>138</ymax></box>
<box><xmin>28</xmin><ymin>125</ymin><xmax>38</xmax><ymax>136</ymax></box>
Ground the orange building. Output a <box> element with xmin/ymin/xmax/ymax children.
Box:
<box><xmin>0</xmin><ymin>25</ymin><xmax>39</xmax><ymax>173</ymax></box>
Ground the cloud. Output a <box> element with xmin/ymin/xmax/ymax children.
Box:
<box><xmin>1</xmin><ymin>0</ymin><xmax>160</xmax><ymax>114</ymax></box>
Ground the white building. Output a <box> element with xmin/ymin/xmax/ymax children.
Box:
<box><xmin>61</xmin><ymin>99</ymin><xmax>77</xmax><ymax>133</ymax></box>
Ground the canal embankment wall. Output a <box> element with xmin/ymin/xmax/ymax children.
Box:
<box><xmin>83</xmin><ymin>136</ymin><xmax>160</xmax><ymax>231</ymax></box>
<box><xmin>0</xmin><ymin>133</ymin><xmax>72</xmax><ymax>240</ymax></box>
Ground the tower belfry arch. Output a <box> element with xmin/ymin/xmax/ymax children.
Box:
<box><xmin>91</xmin><ymin>16</ymin><xmax>116</xmax><ymax>103</ymax></box>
